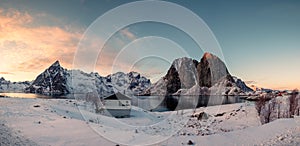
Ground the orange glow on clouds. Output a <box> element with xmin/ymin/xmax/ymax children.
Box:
<box><xmin>0</xmin><ymin>8</ymin><xmax>82</xmax><ymax>81</ymax></box>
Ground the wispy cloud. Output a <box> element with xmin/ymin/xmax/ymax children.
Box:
<box><xmin>120</xmin><ymin>28</ymin><xmax>137</xmax><ymax>41</ymax></box>
<box><xmin>0</xmin><ymin>8</ymin><xmax>152</xmax><ymax>82</ymax></box>
<box><xmin>0</xmin><ymin>72</ymin><xmax>14</xmax><ymax>75</ymax></box>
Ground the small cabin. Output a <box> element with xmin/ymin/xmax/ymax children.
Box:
<box><xmin>103</xmin><ymin>92</ymin><xmax>131</xmax><ymax>118</ymax></box>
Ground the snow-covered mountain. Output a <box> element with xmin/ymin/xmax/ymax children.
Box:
<box><xmin>25</xmin><ymin>61</ymin><xmax>151</xmax><ymax>96</ymax></box>
<box><xmin>105</xmin><ymin>72</ymin><xmax>150</xmax><ymax>95</ymax></box>
<box><xmin>3</xmin><ymin>53</ymin><xmax>251</xmax><ymax>96</ymax></box>
<box><xmin>25</xmin><ymin>61</ymin><xmax>70</xmax><ymax>95</ymax></box>
<box><xmin>0</xmin><ymin>77</ymin><xmax>31</xmax><ymax>92</ymax></box>
<box><xmin>143</xmin><ymin>52</ymin><xmax>253</xmax><ymax>96</ymax></box>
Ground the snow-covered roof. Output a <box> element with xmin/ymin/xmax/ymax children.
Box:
<box><xmin>104</xmin><ymin>92</ymin><xmax>131</xmax><ymax>100</ymax></box>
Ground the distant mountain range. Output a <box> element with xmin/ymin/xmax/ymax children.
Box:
<box><xmin>24</xmin><ymin>61</ymin><xmax>151</xmax><ymax>96</ymax></box>
<box><xmin>0</xmin><ymin>77</ymin><xmax>31</xmax><ymax>93</ymax></box>
<box><xmin>0</xmin><ymin>52</ymin><xmax>254</xmax><ymax>97</ymax></box>
<box><xmin>0</xmin><ymin>61</ymin><xmax>151</xmax><ymax>96</ymax></box>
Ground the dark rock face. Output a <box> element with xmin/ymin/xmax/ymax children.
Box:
<box><xmin>198</xmin><ymin>52</ymin><xmax>231</xmax><ymax>88</ymax></box>
<box><xmin>25</xmin><ymin>61</ymin><xmax>69</xmax><ymax>95</ymax></box>
<box><xmin>197</xmin><ymin>55</ymin><xmax>212</xmax><ymax>87</ymax></box>
<box><xmin>164</xmin><ymin>65</ymin><xmax>181</xmax><ymax>95</ymax></box>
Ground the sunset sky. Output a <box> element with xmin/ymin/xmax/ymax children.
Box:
<box><xmin>0</xmin><ymin>0</ymin><xmax>300</xmax><ymax>90</ymax></box>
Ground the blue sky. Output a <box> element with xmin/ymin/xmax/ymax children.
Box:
<box><xmin>0</xmin><ymin>0</ymin><xmax>300</xmax><ymax>90</ymax></box>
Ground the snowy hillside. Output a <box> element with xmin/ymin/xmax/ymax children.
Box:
<box><xmin>25</xmin><ymin>61</ymin><xmax>151</xmax><ymax>96</ymax></box>
<box><xmin>1</xmin><ymin>97</ymin><xmax>299</xmax><ymax>145</ymax></box>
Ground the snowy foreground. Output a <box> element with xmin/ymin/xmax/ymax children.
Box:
<box><xmin>0</xmin><ymin>98</ymin><xmax>300</xmax><ymax>146</ymax></box>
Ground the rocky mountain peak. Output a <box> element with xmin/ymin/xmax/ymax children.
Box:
<box><xmin>25</xmin><ymin>60</ymin><xmax>69</xmax><ymax>95</ymax></box>
<box><xmin>47</xmin><ymin>60</ymin><xmax>64</xmax><ymax>74</ymax></box>
<box><xmin>128</xmin><ymin>71</ymin><xmax>140</xmax><ymax>79</ymax></box>
<box><xmin>0</xmin><ymin>77</ymin><xmax>5</xmax><ymax>82</ymax></box>
<box><xmin>198</xmin><ymin>52</ymin><xmax>230</xmax><ymax>87</ymax></box>
<box><xmin>52</xmin><ymin>60</ymin><xmax>60</xmax><ymax>66</ymax></box>
<box><xmin>202</xmin><ymin>52</ymin><xmax>214</xmax><ymax>59</ymax></box>
<box><xmin>144</xmin><ymin>52</ymin><xmax>252</xmax><ymax>96</ymax></box>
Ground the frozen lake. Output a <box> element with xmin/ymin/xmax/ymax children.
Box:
<box><xmin>133</xmin><ymin>95</ymin><xmax>247</xmax><ymax>111</ymax></box>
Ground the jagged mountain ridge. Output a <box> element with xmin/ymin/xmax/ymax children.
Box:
<box><xmin>143</xmin><ymin>52</ymin><xmax>253</xmax><ymax>96</ymax></box>
<box><xmin>25</xmin><ymin>61</ymin><xmax>151</xmax><ymax>96</ymax></box>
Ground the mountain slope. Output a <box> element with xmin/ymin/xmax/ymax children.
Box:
<box><xmin>172</xmin><ymin>57</ymin><xmax>199</xmax><ymax>89</ymax></box>
<box><xmin>233</xmin><ymin>76</ymin><xmax>253</xmax><ymax>92</ymax></box>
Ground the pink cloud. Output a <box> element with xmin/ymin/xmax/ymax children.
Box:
<box><xmin>0</xmin><ymin>8</ymin><xmax>146</xmax><ymax>82</ymax></box>
<box><xmin>0</xmin><ymin>72</ymin><xmax>14</xmax><ymax>75</ymax></box>
<box><xmin>0</xmin><ymin>8</ymin><xmax>82</xmax><ymax>80</ymax></box>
